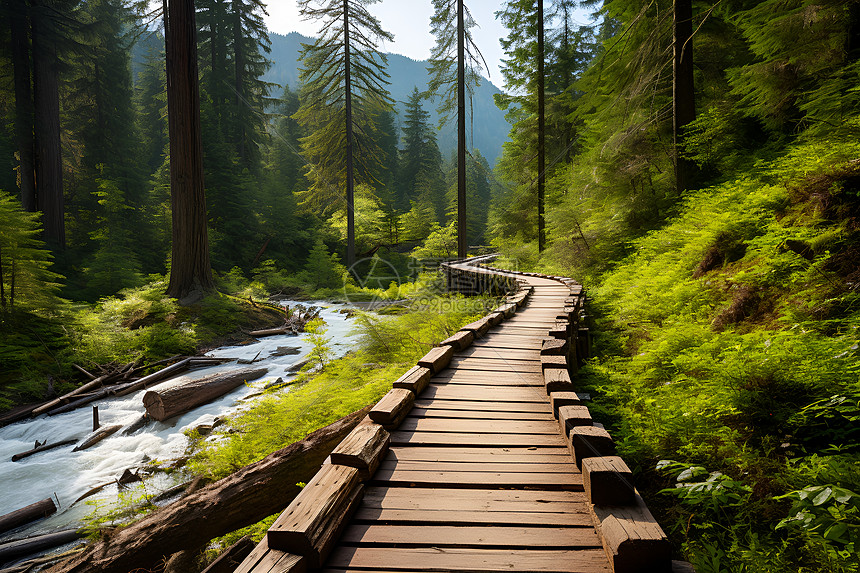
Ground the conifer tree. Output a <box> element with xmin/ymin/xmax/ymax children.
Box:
<box><xmin>294</xmin><ymin>0</ymin><xmax>394</xmax><ymax>266</ymax></box>
<box><xmin>164</xmin><ymin>0</ymin><xmax>214</xmax><ymax>301</ymax></box>
<box><xmin>398</xmin><ymin>87</ymin><xmax>445</xmax><ymax>220</ymax></box>
<box><xmin>427</xmin><ymin>0</ymin><xmax>487</xmax><ymax>258</ymax></box>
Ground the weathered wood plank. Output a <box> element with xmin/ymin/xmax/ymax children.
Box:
<box><xmin>324</xmin><ymin>547</ymin><xmax>610</xmax><ymax>572</ymax></box>
<box><xmin>377</xmin><ymin>460</ymin><xmax>577</xmax><ymax>473</ymax></box>
<box><xmin>385</xmin><ymin>447</ymin><xmax>571</xmax><ymax>463</ymax></box>
<box><xmin>591</xmin><ymin>491</ymin><xmax>671</xmax><ymax>573</ymax></box>
<box><xmin>407</xmin><ymin>408</ymin><xmax>554</xmax><ymax>420</ymax></box>
<box><xmin>582</xmin><ymin>456</ymin><xmax>635</xmax><ymax>506</ymax></box>
<box><xmin>454</xmin><ymin>347</ymin><xmax>540</xmax><ymax>361</ymax></box>
<box><xmin>389</xmin><ymin>431</ymin><xmax>566</xmax><ymax>447</ymax></box>
<box><xmin>440</xmin><ymin>330</ymin><xmax>475</xmax><ymax>351</ymax></box>
<box><xmin>448</xmin><ymin>357</ymin><xmax>543</xmax><ymax>373</ymax></box>
<box><xmin>396</xmin><ymin>417</ymin><xmax>560</xmax><ymax>435</ymax></box>
<box><xmin>421</xmin><ymin>385</ymin><xmax>548</xmax><ymax>403</ymax></box>
<box><xmin>339</xmin><ymin>524</ymin><xmax>600</xmax><ymax>548</ymax></box>
<box><xmin>413</xmin><ymin>398</ymin><xmax>549</xmax><ymax>412</ymax></box>
<box><xmin>416</xmin><ymin>346</ymin><xmax>454</xmax><ymax>374</ymax></box>
<box><xmin>371</xmin><ymin>469</ymin><xmax>583</xmax><ymax>489</ymax></box>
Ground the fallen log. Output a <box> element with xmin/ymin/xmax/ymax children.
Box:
<box><xmin>12</xmin><ymin>439</ymin><xmax>77</xmax><ymax>462</ymax></box>
<box><xmin>0</xmin><ymin>529</ymin><xmax>84</xmax><ymax>562</ymax></box>
<box><xmin>112</xmin><ymin>358</ymin><xmax>192</xmax><ymax>398</ymax></box>
<box><xmin>72</xmin><ymin>364</ymin><xmax>97</xmax><ymax>380</ymax></box>
<box><xmin>0</xmin><ymin>498</ymin><xmax>56</xmax><ymax>534</ymax></box>
<box><xmin>200</xmin><ymin>536</ymin><xmax>255</xmax><ymax>573</ymax></box>
<box><xmin>72</xmin><ymin>425</ymin><xmax>122</xmax><ymax>452</ymax></box>
<box><xmin>0</xmin><ymin>547</ymin><xmax>85</xmax><ymax>573</ymax></box>
<box><xmin>120</xmin><ymin>414</ymin><xmax>150</xmax><ymax>436</ymax></box>
<box><xmin>142</xmin><ymin>368</ymin><xmax>267</xmax><ymax>422</ymax></box>
<box><xmin>31</xmin><ymin>372</ymin><xmax>119</xmax><ymax>417</ymax></box>
<box><xmin>44</xmin><ymin>407</ymin><xmax>369</xmax><ymax>573</ymax></box>
<box><xmin>247</xmin><ymin>326</ymin><xmax>296</xmax><ymax>337</ymax></box>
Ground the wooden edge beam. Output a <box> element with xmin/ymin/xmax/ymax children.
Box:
<box><xmin>541</xmin><ymin>355</ymin><xmax>568</xmax><ymax>371</ymax></box>
<box><xmin>590</xmin><ymin>490</ymin><xmax>672</xmax><ymax>573</ymax></box>
<box><xmin>369</xmin><ymin>388</ymin><xmax>415</xmax><ymax>429</ymax></box>
<box><xmin>234</xmin><ymin>536</ymin><xmax>306</xmax><ymax>573</ymax></box>
<box><xmin>570</xmin><ymin>426</ymin><xmax>616</xmax><ymax>468</ymax></box>
<box><xmin>544</xmin><ymin>367</ymin><xmax>574</xmax><ymax>395</ymax></box>
<box><xmin>392</xmin><ymin>366</ymin><xmax>433</xmax><ymax>395</ymax></box>
<box><xmin>417</xmin><ymin>345</ymin><xmax>454</xmax><ymax>374</ymax></box>
<box><xmin>267</xmin><ymin>464</ymin><xmax>363</xmax><ymax>568</ymax></box>
<box><xmin>486</xmin><ymin>311</ymin><xmax>505</xmax><ymax>326</ymax></box>
<box><xmin>460</xmin><ymin>320</ymin><xmax>490</xmax><ymax>338</ymax></box>
<box><xmin>549</xmin><ymin>391</ymin><xmax>582</xmax><ymax>418</ymax></box>
<box><xmin>440</xmin><ymin>330</ymin><xmax>475</xmax><ymax>352</ymax></box>
<box><xmin>330</xmin><ymin>418</ymin><xmax>390</xmax><ymax>480</ymax></box>
<box><xmin>582</xmin><ymin>456</ymin><xmax>636</xmax><ymax>506</ymax></box>
<box><xmin>558</xmin><ymin>405</ymin><xmax>593</xmax><ymax>437</ymax></box>
<box><xmin>541</xmin><ymin>338</ymin><xmax>569</xmax><ymax>356</ymax></box>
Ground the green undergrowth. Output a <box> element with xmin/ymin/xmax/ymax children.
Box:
<box><xmin>189</xmin><ymin>289</ymin><xmax>500</xmax><ymax>565</ymax></box>
<box><xmin>561</xmin><ymin>139</ymin><xmax>860</xmax><ymax>572</ymax></box>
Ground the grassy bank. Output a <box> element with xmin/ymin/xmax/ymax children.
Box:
<box><xmin>529</xmin><ymin>141</ymin><xmax>860</xmax><ymax>572</ymax></box>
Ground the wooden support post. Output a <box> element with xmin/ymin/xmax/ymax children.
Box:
<box><xmin>583</xmin><ymin>456</ymin><xmax>636</xmax><ymax>506</ymax></box>
<box><xmin>417</xmin><ymin>346</ymin><xmax>454</xmax><ymax>374</ymax></box>
<box><xmin>267</xmin><ymin>464</ymin><xmax>363</xmax><ymax>568</ymax></box>
<box><xmin>392</xmin><ymin>366</ymin><xmax>433</xmax><ymax>394</ymax></box>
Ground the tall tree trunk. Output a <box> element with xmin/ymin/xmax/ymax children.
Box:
<box><xmin>848</xmin><ymin>1</ymin><xmax>860</xmax><ymax>61</ymax></box>
<box><xmin>344</xmin><ymin>0</ymin><xmax>355</xmax><ymax>267</ymax></box>
<box><xmin>31</xmin><ymin>0</ymin><xmax>65</xmax><ymax>249</ymax></box>
<box><xmin>673</xmin><ymin>0</ymin><xmax>695</xmax><ymax>194</ymax></box>
<box><xmin>537</xmin><ymin>0</ymin><xmax>545</xmax><ymax>252</ymax></box>
<box><xmin>456</xmin><ymin>0</ymin><xmax>466</xmax><ymax>259</ymax></box>
<box><xmin>9</xmin><ymin>0</ymin><xmax>37</xmax><ymax>212</ymax></box>
<box><xmin>164</xmin><ymin>0</ymin><xmax>215</xmax><ymax>302</ymax></box>
<box><xmin>232</xmin><ymin>0</ymin><xmax>246</xmax><ymax>164</ymax></box>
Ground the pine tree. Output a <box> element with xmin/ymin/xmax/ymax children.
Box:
<box><xmin>294</xmin><ymin>0</ymin><xmax>394</xmax><ymax>266</ymax></box>
<box><xmin>427</xmin><ymin>0</ymin><xmax>487</xmax><ymax>258</ymax></box>
<box><xmin>397</xmin><ymin>87</ymin><xmax>445</xmax><ymax>220</ymax></box>
<box><xmin>0</xmin><ymin>191</ymin><xmax>63</xmax><ymax>315</ymax></box>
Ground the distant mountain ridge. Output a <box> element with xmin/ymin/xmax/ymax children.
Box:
<box><xmin>264</xmin><ymin>31</ymin><xmax>510</xmax><ymax>165</ymax></box>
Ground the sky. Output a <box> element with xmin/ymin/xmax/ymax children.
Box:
<box><xmin>263</xmin><ymin>1</ymin><xmax>595</xmax><ymax>90</ymax></box>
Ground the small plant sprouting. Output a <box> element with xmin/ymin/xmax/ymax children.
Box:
<box><xmin>303</xmin><ymin>317</ymin><xmax>332</xmax><ymax>371</ymax></box>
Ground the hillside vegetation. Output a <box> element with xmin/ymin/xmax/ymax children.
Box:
<box><xmin>490</xmin><ymin>1</ymin><xmax>860</xmax><ymax>570</ymax></box>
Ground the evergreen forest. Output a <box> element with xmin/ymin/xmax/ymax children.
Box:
<box><xmin>1</xmin><ymin>0</ymin><xmax>860</xmax><ymax>571</ymax></box>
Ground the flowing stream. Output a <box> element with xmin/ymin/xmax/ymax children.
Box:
<box><xmin>0</xmin><ymin>301</ymin><xmax>357</xmax><ymax>557</ymax></box>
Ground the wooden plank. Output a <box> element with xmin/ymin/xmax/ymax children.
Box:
<box><xmin>234</xmin><ymin>537</ymin><xmax>306</xmax><ymax>573</ymax></box>
<box><xmin>582</xmin><ymin>456</ymin><xmax>635</xmax><ymax>506</ymax></box>
<box><xmin>352</xmin><ymin>507</ymin><xmax>590</xmax><ymax>527</ymax></box>
<box><xmin>396</xmin><ymin>417</ymin><xmax>561</xmax><ymax>435</ymax></box>
<box><xmin>448</xmin><ymin>357</ymin><xmax>543</xmax><ymax>373</ymax></box>
<box><xmin>433</xmin><ymin>370</ymin><xmax>543</xmax><ymax>381</ymax></box>
<box><xmin>377</xmin><ymin>460</ymin><xmax>577</xmax><ymax>473</ymax></box>
<box><xmin>470</xmin><ymin>338</ymin><xmax>544</xmax><ymax>350</ymax></box>
<box><xmin>362</xmin><ymin>486</ymin><xmax>585</xmax><ymax>508</ymax></box>
<box><xmin>407</xmin><ymin>407</ymin><xmax>554</xmax><ymax>420</ymax></box>
<box><xmin>339</xmin><ymin>524</ymin><xmax>600</xmax><ymax>548</ymax></box>
<box><xmin>421</xmin><ymin>385</ymin><xmax>548</xmax><ymax>403</ymax></box>
<box><xmin>413</xmin><ymin>398</ymin><xmax>548</xmax><ymax>412</ymax></box>
<box><xmin>371</xmin><ymin>469</ymin><xmax>583</xmax><ymax>489</ymax></box>
<box><xmin>440</xmin><ymin>330</ymin><xmax>475</xmax><ymax>351</ymax></box>
<box><xmin>592</xmin><ymin>491</ymin><xmax>671</xmax><ymax>573</ymax></box>
<box><xmin>386</xmin><ymin>446</ymin><xmax>571</xmax><ymax>463</ymax></box>
<box><xmin>455</xmin><ymin>347</ymin><xmax>539</xmax><ymax>361</ymax></box>
<box><xmin>324</xmin><ymin>546</ymin><xmax>610</xmax><ymax>572</ymax></box>
<box><xmin>389</xmin><ymin>431</ymin><xmax>566</xmax><ymax>447</ymax></box>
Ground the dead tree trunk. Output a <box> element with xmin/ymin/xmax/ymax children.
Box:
<box><xmin>0</xmin><ymin>498</ymin><xmax>56</xmax><ymax>534</ymax></box>
<box><xmin>142</xmin><ymin>367</ymin><xmax>267</xmax><ymax>421</ymax></box>
<box><xmin>45</xmin><ymin>407</ymin><xmax>369</xmax><ymax>573</ymax></box>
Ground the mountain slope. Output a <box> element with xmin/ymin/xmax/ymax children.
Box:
<box><xmin>264</xmin><ymin>31</ymin><xmax>510</xmax><ymax>165</ymax></box>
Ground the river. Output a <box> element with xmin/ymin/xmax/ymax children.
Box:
<box><xmin>0</xmin><ymin>301</ymin><xmax>357</xmax><ymax>559</ymax></box>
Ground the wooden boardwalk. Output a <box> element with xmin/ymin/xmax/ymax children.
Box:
<box><xmin>236</xmin><ymin>262</ymin><xmax>676</xmax><ymax>573</ymax></box>
<box><xmin>321</xmin><ymin>276</ymin><xmax>611</xmax><ymax>573</ymax></box>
